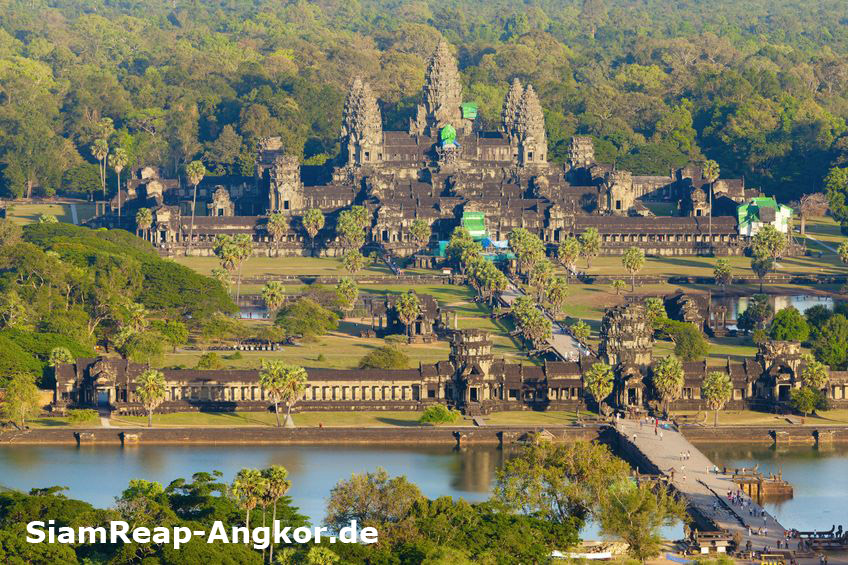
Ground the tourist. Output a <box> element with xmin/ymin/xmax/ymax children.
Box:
<box><xmin>659</xmin><ymin>431</ymin><xmax>664</xmax><ymax>441</ymax></box>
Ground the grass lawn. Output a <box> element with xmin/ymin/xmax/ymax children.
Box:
<box><xmin>676</xmin><ymin>408</ymin><xmax>848</xmax><ymax>427</ymax></box>
<box><xmin>803</xmin><ymin>215</ymin><xmax>843</xmax><ymax>244</ymax></box>
<box><xmin>482</xmin><ymin>410</ymin><xmax>599</xmax><ymax>426</ymax></box>
<box><xmin>173</xmin><ymin>256</ymin><xmax>395</xmax><ymax>278</ymax></box>
<box><xmin>111</xmin><ymin>409</ymin><xmax>599</xmax><ymax>428</ymax></box>
<box><xmin>168</xmin><ymin>329</ymin><xmax>452</xmax><ymax>370</ymax></box>
<box><xmin>5</xmin><ymin>203</ymin><xmax>96</xmax><ymax>225</ymax></box>
<box><xmin>113</xmin><ymin>410</ymin><xmax>453</xmax><ymax>428</ymax></box>
<box><xmin>581</xmin><ymin>252</ymin><xmax>847</xmax><ymax>278</ymax></box>
<box><xmin>27</xmin><ymin>417</ymin><xmax>100</xmax><ymax>428</ymax></box>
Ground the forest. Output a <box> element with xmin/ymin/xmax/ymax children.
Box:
<box><xmin>1</xmin><ymin>0</ymin><xmax>848</xmax><ymax>204</ymax></box>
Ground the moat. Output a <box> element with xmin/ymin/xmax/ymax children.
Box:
<box><xmin>1</xmin><ymin>442</ymin><xmax>845</xmax><ymax>535</ymax></box>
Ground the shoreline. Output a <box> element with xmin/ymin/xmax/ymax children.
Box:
<box><xmin>2</xmin><ymin>423</ymin><xmax>848</xmax><ymax>446</ymax></box>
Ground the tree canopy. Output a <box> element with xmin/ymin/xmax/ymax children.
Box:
<box><xmin>0</xmin><ymin>0</ymin><xmax>846</xmax><ymax>204</ymax></box>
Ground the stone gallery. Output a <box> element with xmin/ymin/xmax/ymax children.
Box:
<box><xmin>53</xmin><ymin>302</ymin><xmax>848</xmax><ymax>417</ymax></box>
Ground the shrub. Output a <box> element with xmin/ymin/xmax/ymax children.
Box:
<box><xmin>67</xmin><ymin>409</ymin><xmax>99</xmax><ymax>425</ymax></box>
<box><xmin>419</xmin><ymin>404</ymin><xmax>461</xmax><ymax>425</ymax></box>
<box><xmin>274</xmin><ymin>298</ymin><xmax>339</xmax><ymax>340</ymax></box>
<box><xmin>224</xmin><ymin>352</ymin><xmax>243</xmax><ymax>360</ymax></box>
<box><xmin>196</xmin><ymin>352</ymin><xmax>223</xmax><ymax>370</ymax></box>
<box><xmin>358</xmin><ymin>346</ymin><xmax>410</xmax><ymax>369</ymax></box>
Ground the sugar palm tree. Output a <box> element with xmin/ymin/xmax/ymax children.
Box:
<box><xmin>136</xmin><ymin>208</ymin><xmax>152</xmax><ymax>240</ymax></box>
<box><xmin>111</xmin><ymin>147</ymin><xmax>128</xmax><ymax>218</ymax></box>
<box><xmin>92</xmin><ymin>139</ymin><xmax>109</xmax><ymax>200</ymax></box>
<box><xmin>231</xmin><ymin>468</ymin><xmax>265</xmax><ymax>533</ymax></box>
<box><xmin>135</xmin><ymin>369</ymin><xmax>167</xmax><ymax>428</ymax></box>
<box><xmin>302</xmin><ymin>208</ymin><xmax>325</xmax><ymax>257</ymax></box>
<box><xmin>395</xmin><ymin>291</ymin><xmax>422</xmax><ymax>338</ymax></box>
<box><xmin>185</xmin><ymin>160</ymin><xmax>207</xmax><ymax>255</ymax></box>
<box><xmin>262</xmin><ymin>465</ymin><xmax>291</xmax><ymax>564</ymax></box>
<box><xmin>703</xmin><ymin>159</ymin><xmax>720</xmax><ymax>252</ymax></box>
<box><xmin>261</xmin><ymin>281</ymin><xmax>286</xmax><ymax>314</ymax></box>
<box><xmin>232</xmin><ymin>233</ymin><xmax>254</xmax><ymax>302</ymax></box>
<box><xmin>266</xmin><ymin>212</ymin><xmax>288</xmax><ymax>257</ymax></box>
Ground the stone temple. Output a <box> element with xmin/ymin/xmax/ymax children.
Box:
<box><xmin>104</xmin><ymin>39</ymin><xmax>779</xmax><ymax>259</ymax></box>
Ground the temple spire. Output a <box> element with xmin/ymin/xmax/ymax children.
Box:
<box><xmin>340</xmin><ymin>77</ymin><xmax>383</xmax><ymax>167</ymax></box>
<box><xmin>501</xmin><ymin>78</ymin><xmax>523</xmax><ymax>134</ymax></box>
<box><xmin>341</xmin><ymin>77</ymin><xmax>382</xmax><ymax>146</ymax></box>
<box><xmin>515</xmin><ymin>84</ymin><xmax>545</xmax><ymax>143</ymax></box>
<box><xmin>410</xmin><ymin>39</ymin><xmax>463</xmax><ymax>136</ymax></box>
<box><xmin>513</xmin><ymin>84</ymin><xmax>548</xmax><ymax>166</ymax></box>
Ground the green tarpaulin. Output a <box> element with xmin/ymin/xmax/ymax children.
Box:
<box><xmin>461</xmin><ymin>102</ymin><xmax>478</xmax><ymax>119</ymax></box>
<box><xmin>440</xmin><ymin>124</ymin><xmax>457</xmax><ymax>146</ymax></box>
<box><xmin>462</xmin><ymin>211</ymin><xmax>486</xmax><ymax>239</ymax></box>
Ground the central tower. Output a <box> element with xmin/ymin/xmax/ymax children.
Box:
<box><xmin>409</xmin><ymin>40</ymin><xmax>465</xmax><ymax>137</ymax></box>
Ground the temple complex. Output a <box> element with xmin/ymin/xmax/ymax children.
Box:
<box><xmin>100</xmin><ymin>40</ymin><xmax>788</xmax><ymax>260</ymax></box>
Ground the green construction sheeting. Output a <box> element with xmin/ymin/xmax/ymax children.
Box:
<box><xmin>737</xmin><ymin>196</ymin><xmax>790</xmax><ymax>230</ymax></box>
<box><xmin>440</xmin><ymin>124</ymin><xmax>457</xmax><ymax>145</ymax></box>
<box><xmin>462</xmin><ymin>211</ymin><xmax>486</xmax><ymax>239</ymax></box>
<box><xmin>461</xmin><ymin>102</ymin><xmax>478</xmax><ymax>119</ymax></box>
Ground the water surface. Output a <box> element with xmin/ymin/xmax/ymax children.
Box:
<box><xmin>2</xmin><ymin>442</ymin><xmax>839</xmax><ymax>536</ymax></box>
<box><xmin>697</xmin><ymin>442</ymin><xmax>848</xmax><ymax>531</ymax></box>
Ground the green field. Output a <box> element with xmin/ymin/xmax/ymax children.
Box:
<box><xmin>174</xmin><ymin>255</ymin><xmax>396</xmax><ymax>278</ymax></box>
<box><xmin>28</xmin><ymin>417</ymin><xmax>101</xmax><ymax>428</ymax></box>
<box><xmin>168</xmin><ymin>329</ymin><xmax>452</xmax><ymax>370</ymax></box>
<box><xmin>5</xmin><ymin>202</ymin><xmax>97</xmax><ymax>225</ymax></box>
<box><xmin>111</xmin><ymin>409</ymin><xmax>590</xmax><ymax>428</ymax></box>
<box><xmin>677</xmin><ymin>408</ymin><xmax>848</xmax><ymax>427</ymax></box>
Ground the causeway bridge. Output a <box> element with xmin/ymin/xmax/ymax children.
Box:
<box><xmin>614</xmin><ymin>419</ymin><xmax>790</xmax><ymax>553</ymax></box>
<box><xmin>499</xmin><ymin>282</ymin><xmax>592</xmax><ymax>361</ymax></box>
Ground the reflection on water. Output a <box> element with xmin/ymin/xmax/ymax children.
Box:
<box><xmin>0</xmin><ymin>444</ymin><xmax>497</xmax><ymax>525</ymax></box>
<box><xmin>696</xmin><ymin>442</ymin><xmax>848</xmax><ymax>531</ymax></box>
<box><xmin>238</xmin><ymin>307</ymin><xmax>269</xmax><ymax>319</ymax></box>
<box><xmin>718</xmin><ymin>295</ymin><xmax>835</xmax><ymax>322</ymax></box>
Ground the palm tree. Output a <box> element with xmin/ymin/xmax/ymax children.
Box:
<box><xmin>134</xmin><ymin>369</ymin><xmax>167</xmax><ymax>428</ymax></box>
<box><xmin>395</xmin><ymin>292</ymin><xmax>422</xmax><ymax>338</ymax></box>
<box><xmin>259</xmin><ymin>361</ymin><xmax>308</xmax><ymax>428</ymax></box>
<box><xmin>231</xmin><ymin>468</ymin><xmax>265</xmax><ymax>533</ymax></box>
<box><xmin>111</xmin><ymin>147</ymin><xmax>128</xmax><ymax>218</ymax></box>
<box><xmin>91</xmin><ymin>139</ymin><xmax>109</xmax><ymax>200</ymax></box>
<box><xmin>703</xmin><ymin>159</ymin><xmax>720</xmax><ymax>253</ymax></box>
<box><xmin>185</xmin><ymin>160</ymin><xmax>207</xmax><ymax>255</ymax></box>
<box><xmin>261</xmin><ymin>281</ymin><xmax>286</xmax><ymax>314</ymax></box>
<box><xmin>302</xmin><ymin>208</ymin><xmax>325</xmax><ymax>257</ymax></box>
<box><xmin>232</xmin><ymin>233</ymin><xmax>254</xmax><ymax>302</ymax></box>
<box><xmin>262</xmin><ymin>465</ymin><xmax>291</xmax><ymax>564</ymax></box>
<box><xmin>136</xmin><ymin>208</ymin><xmax>153</xmax><ymax>240</ymax></box>
<box><xmin>266</xmin><ymin>212</ymin><xmax>288</xmax><ymax>257</ymax></box>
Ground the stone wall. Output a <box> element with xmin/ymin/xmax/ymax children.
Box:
<box><xmin>0</xmin><ymin>425</ymin><xmax>603</xmax><ymax>446</ymax></box>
